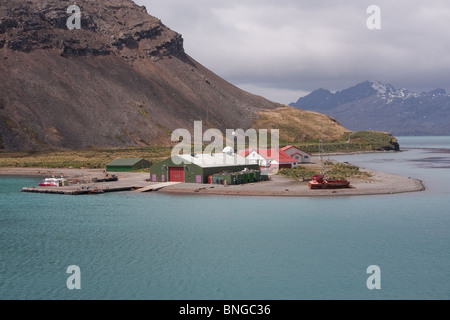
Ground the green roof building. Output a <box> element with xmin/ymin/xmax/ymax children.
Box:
<box><xmin>149</xmin><ymin>153</ymin><xmax>260</xmax><ymax>184</ymax></box>
<box><xmin>106</xmin><ymin>158</ymin><xmax>152</xmax><ymax>172</ymax></box>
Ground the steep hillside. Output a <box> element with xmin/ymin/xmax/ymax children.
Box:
<box><xmin>252</xmin><ymin>106</ymin><xmax>398</xmax><ymax>152</ymax></box>
<box><xmin>0</xmin><ymin>0</ymin><xmax>281</xmax><ymax>151</ymax></box>
<box><xmin>290</xmin><ymin>81</ymin><xmax>450</xmax><ymax>136</ymax></box>
<box><xmin>252</xmin><ymin>106</ymin><xmax>351</xmax><ymax>143</ymax></box>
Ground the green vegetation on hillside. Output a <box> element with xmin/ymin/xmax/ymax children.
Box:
<box><xmin>292</xmin><ymin>131</ymin><xmax>400</xmax><ymax>154</ymax></box>
<box><xmin>279</xmin><ymin>162</ymin><xmax>372</xmax><ymax>181</ymax></box>
<box><xmin>278</xmin><ymin>166</ymin><xmax>318</xmax><ymax>181</ymax></box>
<box><xmin>253</xmin><ymin>107</ymin><xmax>400</xmax><ymax>153</ymax></box>
<box><xmin>344</xmin><ymin>131</ymin><xmax>399</xmax><ymax>150</ymax></box>
<box><xmin>325</xmin><ymin>163</ymin><xmax>372</xmax><ymax>179</ymax></box>
<box><xmin>0</xmin><ymin>147</ymin><xmax>171</xmax><ymax>169</ymax></box>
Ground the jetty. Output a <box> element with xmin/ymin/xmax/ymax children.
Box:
<box><xmin>21</xmin><ymin>174</ymin><xmax>181</xmax><ymax>195</ymax></box>
<box><xmin>11</xmin><ymin>166</ymin><xmax>426</xmax><ymax>198</ymax></box>
<box><xmin>21</xmin><ymin>185</ymin><xmax>136</xmax><ymax>195</ymax></box>
<box><xmin>133</xmin><ymin>182</ymin><xmax>181</xmax><ymax>193</ymax></box>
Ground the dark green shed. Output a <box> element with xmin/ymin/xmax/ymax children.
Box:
<box><xmin>106</xmin><ymin>158</ymin><xmax>151</xmax><ymax>172</ymax></box>
<box><xmin>149</xmin><ymin>153</ymin><xmax>260</xmax><ymax>184</ymax></box>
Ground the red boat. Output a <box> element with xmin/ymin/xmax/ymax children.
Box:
<box><xmin>308</xmin><ymin>175</ymin><xmax>350</xmax><ymax>189</ymax></box>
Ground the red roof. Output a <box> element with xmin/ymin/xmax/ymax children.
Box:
<box><xmin>277</xmin><ymin>149</ymin><xmax>298</xmax><ymax>163</ymax></box>
<box><xmin>240</xmin><ymin>149</ymin><xmax>297</xmax><ymax>164</ymax></box>
<box><xmin>281</xmin><ymin>145</ymin><xmax>311</xmax><ymax>156</ymax></box>
<box><xmin>240</xmin><ymin>150</ymin><xmax>251</xmax><ymax>157</ymax></box>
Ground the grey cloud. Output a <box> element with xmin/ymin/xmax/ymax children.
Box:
<box><xmin>135</xmin><ymin>0</ymin><xmax>450</xmax><ymax>103</ymax></box>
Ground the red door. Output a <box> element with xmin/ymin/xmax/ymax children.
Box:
<box><xmin>279</xmin><ymin>163</ymin><xmax>292</xmax><ymax>169</ymax></box>
<box><xmin>169</xmin><ymin>167</ymin><xmax>184</xmax><ymax>182</ymax></box>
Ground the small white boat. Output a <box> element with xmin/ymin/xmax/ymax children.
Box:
<box><xmin>39</xmin><ymin>177</ymin><xmax>63</xmax><ymax>187</ymax></box>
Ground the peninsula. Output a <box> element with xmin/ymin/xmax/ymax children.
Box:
<box><xmin>0</xmin><ymin>155</ymin><xmax>425</xmax><ymax>197</ymax></box>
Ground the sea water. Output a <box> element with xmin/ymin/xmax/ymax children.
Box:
<box><xmin>0</xmin><ymin>137</ymin><xmax>449</xmax><ymax>300</ymax></box>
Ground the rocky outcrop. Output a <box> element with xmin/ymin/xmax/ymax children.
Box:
<box><xmin>0</xmin><ymin>0</ymin><xmax>184</xmax><ymax>60</ymax></box>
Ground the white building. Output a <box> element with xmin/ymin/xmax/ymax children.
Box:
<box><xmin>240</xmin><ymin>149</ymin><xmax>298</xmax><ymax>169</ymax></box>
<box><xmin>281</xmin><ymin>145</ymin><xmax>311</xmax><ymax>164</ymax></box>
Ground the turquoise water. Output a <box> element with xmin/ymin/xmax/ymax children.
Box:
<box><xmin>0</xmin><ymin>137</ymin><xmax>449</xmax><ymax>300</ymax></box>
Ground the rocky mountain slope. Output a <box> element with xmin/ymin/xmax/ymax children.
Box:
<box><xmin>0</xmin><ymin>0</ymin><xmax>283</xmax><ymax>151</ymax></box>
<box><xmin>291</xmin><ymin>81</ymin><xmax>450</xmax><ymax>136</ymax></box>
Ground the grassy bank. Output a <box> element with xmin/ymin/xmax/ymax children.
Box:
<box><xmin>252</xmin><ymin>107</ymin><xmax>400</xmax><ymax>153</ymax></box>
<box><xmin>279</xmin><ymin>162</ymin><xmax>372</xmax><ymax>181</ymax></box>
<box><xmin>290</xmin><ymin>131</ymin><xmax>400</xmax><ymax>154</ymax></box>
<box><xmin>0</xmin><ymin>146</ymin><xmax>172</xmax><ymax>169</ymax></box>
<box><xmin>0</xmin><ymin>129</ymin><xmax>399</xmax><ymax>169</ymax></box>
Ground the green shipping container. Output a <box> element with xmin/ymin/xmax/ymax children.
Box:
<box><xmin>213</xmin><ymin>174</ymin><xmax>231</xmax><ymax>185</ymax></box>
<box><xmin>224</xmin><ymin>175</ymin><xmax>232</xmax><ymax>185</ymax></box>
<box><xmin>233</xmin><ymin>173</ymin><xmax>242</xmax><ymax>185</ymax></box>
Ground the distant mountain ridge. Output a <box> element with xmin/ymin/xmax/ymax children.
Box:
<box><xmin>290</xmin><ymin>81</ymin><xmax>450</xmax><ymax>135</ymax></box>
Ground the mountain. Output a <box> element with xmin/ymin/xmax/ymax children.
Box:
<box><xmin>290</xmin><ymin>81</ymin><xmax>450</xmax><ymax>136</ymax></box>
<box><xmin>0</xmin><ymin>0</ymin><xmax>284</xmax><ymax>151</ymax></box>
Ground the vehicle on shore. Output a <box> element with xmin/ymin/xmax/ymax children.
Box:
<box><xmin>92</xmin><ymin>175</ymin><xmax>118</xmax><ymax>183</ymax></box>
<box><xmin>88</xmin><ymin>187</ymin><xmax>105</xmax><ymax>195</ymax></box>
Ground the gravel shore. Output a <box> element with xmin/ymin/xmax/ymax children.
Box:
<box><xmin>158</xmin><ymin>170</ymin><xmax>425</xmax><ymax>197</ymax></box>
<box><xmin>0</xmin><ymin>166</ymin><xmax>425</xmax><ymax>197</ymax></box>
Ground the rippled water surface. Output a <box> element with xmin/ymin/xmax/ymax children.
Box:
<box><xmin>0</xmin><ymin>137</ymin><xmax>449</xmax><ymax>300</ymax></box>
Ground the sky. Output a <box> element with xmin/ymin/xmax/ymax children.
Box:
<box><xmin>135</xmin><ymin>0</ymin><xmax>450</xmax><ymax>104</ymax></box>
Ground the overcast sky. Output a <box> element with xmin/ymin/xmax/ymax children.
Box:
<box><xmin>135</xmin><ymin>0</ymin><xmax>450</xmax><ymax>104</ymax></box>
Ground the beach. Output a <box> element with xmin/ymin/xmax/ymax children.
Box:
<box><xmin>159</xmin><ymin>170</ymin><xmax>425</xmax><ymax>197</ymax></box>
<box><xmin>0</xmin><ymin>163</ymin><xmax>425</xmax><ymax>197</ymax></box>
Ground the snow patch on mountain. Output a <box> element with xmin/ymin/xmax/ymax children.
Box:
<box><xmin>290</xmin><ymin>80</ymin><xmax>450</xmax><ymax>135</ymax></box>
<box><xmin>370</xmin><ymin>81</ymin><xmax>420</xmax><ymax>102</ymax></box>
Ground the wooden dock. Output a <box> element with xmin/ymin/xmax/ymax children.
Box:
<box><xmin>133</xmin><ymin>182</ymin><xmax>181</xmax><ymax>193</ymax></box>
<box><xmin>21</xmin><ymin>182</ymin><xmax>181</xmax><ymax>195</ymax></box>
<box><xmin>21</xmin><ymin>186</ymin><xmax>135</xmax><ymax>195</ymax></box>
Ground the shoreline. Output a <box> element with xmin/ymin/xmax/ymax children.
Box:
<box><xmin>0</xmin><ymin>167</ymin><xmax>104</xmax><ymax>178</ymax></box>
<box><xmin>320</xmin><ymin>149</ymin><xmax>403</xmax><ymax>157</ymax></box>
<box><xmin>157</xmin><ymin>170</ymin><xmax>426</xmax><ymax>197</ymax></box>
<box><xmin>0</xmin><ymin>166</ymin><xmax>426</xmax><ymax>197</ymax></box>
